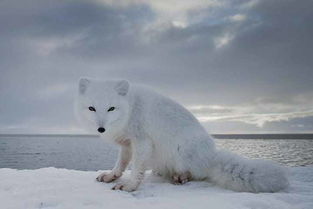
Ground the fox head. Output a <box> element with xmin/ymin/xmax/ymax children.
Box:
<box><xmin>75</xmin><ymin>78</ymin><xmax>130</xmax><ymax>139</ymax></box>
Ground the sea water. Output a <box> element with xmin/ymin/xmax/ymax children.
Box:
<box><xmin>0</xmin><ymin>135</ymin><xmax>312</xmax><ymax>170</ymax></box>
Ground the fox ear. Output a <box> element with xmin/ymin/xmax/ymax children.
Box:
<box><xmin>79</xmin><ymin>77</ymin><xmax>90</xmax><ymax>94</ymax></box>
<box><xmin>115</xmin><ymin>80</ymin><xmax>129</xmax><ymax>96</ymax></box>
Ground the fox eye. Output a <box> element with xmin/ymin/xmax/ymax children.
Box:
<box><xmin>107</xmin><ymin>107</ymin><xmax>115</xmax><ymax>112</ymax></box>
<box><xmin>88</xmin><ymin>106</ymin><xmax>96</xmax><ymax>112</ymax></box>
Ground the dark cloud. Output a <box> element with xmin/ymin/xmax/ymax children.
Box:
<box><xmin>0</xmin><ymin>0</ymin><xmax>312</xmax><ymax>134</ymax></box>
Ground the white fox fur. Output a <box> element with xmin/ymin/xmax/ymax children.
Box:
<box><xmin>75</xmin><ymin>78</ymin><xmax>289</xmax><ymax>192</ymax></box>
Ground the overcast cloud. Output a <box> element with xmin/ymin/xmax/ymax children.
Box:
<box><xmin>0</xmin><ymin>0</ymin><xmax>312</xmax><ymax>134</ymax></box>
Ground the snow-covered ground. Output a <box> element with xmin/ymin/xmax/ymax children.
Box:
<box><xmin>1</xmin><ymin>167</ymin><xmax>312</xmax><ymax>209</ymax></box>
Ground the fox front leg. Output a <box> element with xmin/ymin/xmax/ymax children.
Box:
<box><xmin>97</xmin><ymin>144</ymin><xmax>132</xmax><ymax>183</ymax></box>
<box><xmin>112</xmin><ymin>139</ymin><xmax>152</xmax><ymax>192</ymax></box>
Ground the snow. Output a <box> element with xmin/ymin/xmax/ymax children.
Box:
<box><xmin>1</xmin><ymin>167</ymin><xmax>312</xmax><ymax>209</ymax></box>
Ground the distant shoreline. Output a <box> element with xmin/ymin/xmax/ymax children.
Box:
<box><xmin>212</xmin><ymin>134</ymin><xmax>313</xmax><ymax>139</ymax></box>
<box><xmin>1</xmin><ymin>133</ymin><xmax>313</xmax><ymax>139</ymax></box>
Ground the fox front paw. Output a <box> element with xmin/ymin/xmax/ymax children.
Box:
<box><xmin>112</xmin><ymin>182</ymin><xmax>138</xmax><ymax>192</ymax></box>
<box><xmin>96</xmin><ymin>172</ymin><xmax>120</xmax><ymax>183</ymax></box>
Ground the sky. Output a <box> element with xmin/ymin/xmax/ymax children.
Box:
<box><xmin>0</xmin><ymin>0</ymin><xmax>313</xmax><ymax>134</ymax></box>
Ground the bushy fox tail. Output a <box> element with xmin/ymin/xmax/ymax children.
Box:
<box><xmin>209</xmin><ymin>150</ymin><xmax>289</xmax><ymax>193</ymax></box>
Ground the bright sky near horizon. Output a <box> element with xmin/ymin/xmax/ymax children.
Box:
<box><xmin>0</xmin><ymin>0</ymin><xmax>313</xmax><ymax>134</ymax></box>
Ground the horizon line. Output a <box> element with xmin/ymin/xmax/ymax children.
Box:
<box><xmin>1</xmin><ymin>133</ymin><xmax>313</xmax><ymax>139</ymax></box>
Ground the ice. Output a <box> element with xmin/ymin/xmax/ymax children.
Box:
<box><xmin>0</xmin><ymin>167</ymin><xmax>312</xmax><ymax>209</ymax></box>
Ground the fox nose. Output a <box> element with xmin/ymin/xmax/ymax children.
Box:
<box><xmin>97</xmin><ymin>127</ymin><xmax>105</xmax><ymax>133</ymax></box>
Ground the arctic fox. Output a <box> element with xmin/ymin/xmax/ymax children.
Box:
<box><xmin>75</xmin><ymin>78</ymin><xmax>289</xmax><ymax>192</ymax></box>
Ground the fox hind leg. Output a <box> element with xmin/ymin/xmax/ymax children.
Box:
<box><xmin>171</xmin><ymin>171</ymin><xmax>191</xmax><ymax>185</ymax></box>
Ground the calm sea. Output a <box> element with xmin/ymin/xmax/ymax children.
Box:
<box><xmin>0</xmin><ymin>135</ymin><xmax>312</xmax><ymax>170</ymax></box>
